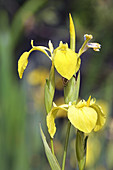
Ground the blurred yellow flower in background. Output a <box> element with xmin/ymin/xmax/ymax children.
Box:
<box><xmin>86</xmin><ymin>135</ymin><xmax>101</xmax><ymax>168</ymax></box>
<box><xmin>27</xmin><ymin>67</ymin><xmax>49</xmax><ymax>86</ymax></box>
<box><xmin>26</xmin><ymin>67</ymin><xmax>49</xmax><ymax>108</ymax></box>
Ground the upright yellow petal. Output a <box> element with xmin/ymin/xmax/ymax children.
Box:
<box><xmin>69</xmin><ymin>13</ymin><xmax>75</xmax><ymax>51</ymax></box>
<box><xmin>53</xmin><ymin>42</ymin><xmax>78</xmax><ymax>80</ymax></box>
<box><xmin>68</xmin><ymin>105</ymin><xmax>97</xmax><ymax>133</ymax></box>
<box><xmin>18</xmin><ymin>51</ymin><xmax>29</xmax><ymax>79</ymax></box>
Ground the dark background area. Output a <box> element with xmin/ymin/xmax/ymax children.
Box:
<box><xmin>0</xmin><ymin>0</ymin><xmax>113</xmax><ymax>169</ymax></box>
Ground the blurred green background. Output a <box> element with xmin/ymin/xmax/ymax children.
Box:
<box><xmin>0</xmin><ymin>0</ymin><xmax>113</xmax><ymax>169</ymax></box>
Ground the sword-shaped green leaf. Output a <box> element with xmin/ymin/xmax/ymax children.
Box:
<box><xmin>40</xmin><ymin>125</ymin><xmax>61</xmax><ymax>170</ymax></box>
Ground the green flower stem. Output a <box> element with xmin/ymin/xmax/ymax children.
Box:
<box><xmin>50</xmin><ymin>137</ymin><xmax>55</xmax><ymax>155</ymax></box>
<box><xmin>62</xmin><ymin>121</ymin><xmax>71</xmax><ymax>170</ymax></box>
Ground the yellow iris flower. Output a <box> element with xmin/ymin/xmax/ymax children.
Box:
<box><xmin>47</xmin><ymin>96</ymin><xmax>106</xmax><ymax>138</ymax></box>
<box><xmin>18</xmin><ymin>14</ymin><xmax>101</xmax><ymax>80</ymax></box>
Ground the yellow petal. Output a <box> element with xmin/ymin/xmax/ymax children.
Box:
<box><xmin>69</xmin><ymin>13</ymin><xmax>75</xmax><ymax>51</ymax></box>
<box><xmin>46</xmin><ymin>104</ymin><xmax>68</xmax><ymax>138</ymax></box>
<box><xmin>53</xmin><ymin>42</ymin><xmax>78</xmax><ymax>80</ymax></box>
<box><xmin>31</xmin><ymin>40</ymin><xmax>51</xmax><ymax>59</ymax></box>
<box><xmin>91</xmin><ymin>104</ymin><xmax>106</xmax><ymax>131</ymax></box>
<box><xmin>68</xmin><ymin>105</ymin><xmax>97</xmax><ymax>133</ymax></box>
<box><xmin>18</xmin><ymin>45</ymin><xmax>51</xmax><ymax>79</ymax></box>
<box><xmin>30</xmin><ymin>46</ymin><xmax>50</xmax><ymax>59</ymax></box>
<box><xmin>75</xmin><ymin>57</ymin><xmax>81</xmax><ymax>73</ymax></box>
<box><xmin>46</xmin><ymin>109</ymin><xmax>57</xmax><ymax>139</ymax></box>
<box><xmin>18</xmin><ymin>52</ymin><xmax>29</xmax><ymax>79</ymax></box>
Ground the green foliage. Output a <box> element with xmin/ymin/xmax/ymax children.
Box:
<box><xmin>0</xmin><ymin>0</ymin><xmax>48</xmax><ymax>170</ymax></box>
<box><xmin>0</xmin><ymin>0</ymin><xmax>113</xmax><ymax>169</ymax></box>
<box><xmin>64</xmin><ymin>71</ymin><xmax>80</xmax><ymax>104</ymax></box>
<box><xmin>45</xmin><ymin>64</ymin><xmax>55</xmax><ymax>114</ymax></box>
<box><xmin>40</xmin><ymin>125</ymin><xmax>61</xmax><ymax>170</ymax></box>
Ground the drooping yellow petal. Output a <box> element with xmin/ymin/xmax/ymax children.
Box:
<box><xmin>53</xmin><ymin>42</ymin><xmax>78</xmax><ymax>80</ymax></box>
<box><xmin>91</xmin><ymin>104</ymin><xmax>106</xmax><ymax>131</ymax></box>
<box><xmin>18</xmin><ymin>43</ymin><xmax>51</xmax><ymax>79</ymax></box>
<box><xmin>68</xmin><ymin>105</ymin><xmax>97</xmax><ymax>133</ymax></box>
<box><xmin>30</xmin><ymin>42</ymin><xmax>51</xmax><ymax>60</ymax></box>
<box><xmin>18</xmin><ymin>51</ymin><xmax>29</xmax><ymax>79</ymax></box>
<box><xmin>69</xmin><ymin>13</ymin><xmax>75</xmax><ymax>51</ymax></box>
<box><xmin>47</xmin><ymin>109</ymin><xmax>57</xmax><ymax>139</ymax></box>
<box><xmin>46</xmin><ymin>104</ymin><xmax>68</xmax><ymax>138</ymax></box>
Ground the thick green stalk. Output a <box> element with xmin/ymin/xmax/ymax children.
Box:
<box><xmin>62</xmin><ymin>121</ymin><xmax>71</xmax><ymax>170</ymax></box>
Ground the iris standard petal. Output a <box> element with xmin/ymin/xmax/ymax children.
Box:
<box><xmin>68</xmin><ymin>105</ymin><xmax>97</xmax><ymax>133</ymax></box>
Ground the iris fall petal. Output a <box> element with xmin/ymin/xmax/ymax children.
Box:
<box><xmin>68</xmin><ymin>105</ymin><xmax>97</xmax><ymax>133</ymax></box>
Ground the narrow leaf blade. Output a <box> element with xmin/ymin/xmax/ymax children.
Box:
<box><xmin>40</xmin><ymin>125</ymin><xmax>61</xmax><ymax>170</ymax></box>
